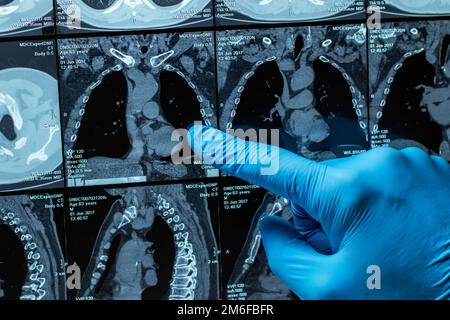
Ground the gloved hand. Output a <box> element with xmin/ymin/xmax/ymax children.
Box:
<box><xmin>188</xmin><ymin>125</ymin><xmax>450</xmax><ymax>300</ymax></box>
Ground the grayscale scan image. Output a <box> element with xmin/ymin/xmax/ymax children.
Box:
<box><xmin>220</xmin><ymin>178</ymin><xmax>296</xmax><ymax>300</ymax></box>
<box><xmin>0</xmin><ymin>0</ymin><xmax>54</xmax><ymax>37</ymax></box>
<box><xmin>369</xmin><ymin>0</ymin><xmax>450</xmax><ymax>18</ymax></box>
<box><xmin>65</xmin><ymin>182</ymin><xmax>220</xmax><ymax>300</ymax></box>
<box><xmin>55</xmin><ymin>0</ymin><xmax>213</xmax><ymax>34</ymax></box>
<box><xmin>0</xmin><ymin>193</ymin><xmax>67</xmax><ymax>300</ymax></box>
<box><xmin>215</xmin><ymin>0</ymin><xmax>366</xmax><ymax>26</ymax></box>
<box><xmin>58</xmin><ymin>32</ymin><xmax>218</xmax><ymax>187</ymax></box>
<box><xmin>369</xmin><ymin>20</ymin><xmax>450</xmax><ymax>160</ymax></box>
<box><xmin>0</xmin><ymin>40</ymin><xmax>64</xmax><ymax>192</ymax></box>
<box><xmin>217</xmin><ymin>24</ymin><xmax>369</xmax><ymax>161</ymax></box>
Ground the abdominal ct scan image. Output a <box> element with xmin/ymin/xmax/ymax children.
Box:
<box><xmin>0</xmin><ymin>0</ymin><xmax>448</xmax><ymax>301</ymax></box>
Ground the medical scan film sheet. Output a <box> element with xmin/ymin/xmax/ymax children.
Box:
<box><xmin>215</xmin><ymin>0</ymin><xmax>366</xmax><ymax>26</ymax></box>
<box><xmin>217</xmin><ymin>24</ymin><xmax>370</xmax><ymax>160</ymax></box>
<box><xmin>0</xmin><ymin>0</ymin><xmax>54</xmax><ymax>37</ymax></box>
<box><xmin>55</xmin><ymin>0</ymin><xmax>213</xmax><ymax>34</ymax></box>
<box><xmin>368</xmin><ymin>0</ymin><xmax>450</xmax><ymax>18</ymax></box>
<box><xmin>369</xmin><ymin>19</ymin><xmax>450</xmax><ymax>160</ymax></box>
<box><xmin>64</xmin><ymin>182</ymin><xmax>220</xmax><ymax>300</ymax></box>
<box><xmin>0</xmin><ymin>39</ymin><xmax>64</xmax><ymax>192</ymax></box>
<box><xmin>0</xmin><ymin>192</ymin><xmax>67</xmax><ymax>300</ymax></box>
<box><xmin>58</xmin><ymin>31</ymin><xmax>219</xmax><ymax>188</ymax></box>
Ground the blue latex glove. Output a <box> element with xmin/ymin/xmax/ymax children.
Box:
<box><xmin>188</xmin><ymin>125</ymin><xmax>450</xmax><ymax>300</ymax></box>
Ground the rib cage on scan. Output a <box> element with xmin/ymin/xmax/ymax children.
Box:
<box><xmin>55</xmin><ymin>0</ymin><xmax>213</xmax><ymax>33</ymax></box>
<box><xmin>215</xmin><ymin>0</ymin><xmax>366</xmax><ymax>26</ymax></box>
<box><xmin>369</xmin><ymin>20</ymin><xmax>450</xmax><ymax>160</ymax></box>
<box><xmin>0</xmin><ymin>193</ymin><xmax>67</xmax><ymax>300</ymax></box>
<box><xmin>58</xmin><ymin>32</ymin><xmax>218</xmax><ymax>188</ymax></box>
<box><xmin>0</xmin><ymin>114</ymin><xmax>16</xmax><ymax>141</ymax></box>
<box><xmin>65</xmin><ymin>183</ymin><xmax>220</xmax><ymax>300</ymax></box>
<box><xmin>0</xmin><ymin>0</ymin><xmax>54</xmax><ymax>37</ymax></box>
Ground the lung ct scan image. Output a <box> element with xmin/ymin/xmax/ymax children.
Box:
<box><xmin>215</xmin><ymin>0</ymin><xmax>366</xmax><ymax>26</ymax></box>
<box><xmin>369</xmin><ymin>20</ymin><xmax>450</xmax><ymax>161</ymax></box>
<box><xmin>369</xmin><ymin>0</ymin><xmax>450</xmax><ymax>18</ymax></box>
<box><xmin>0</xmin><ymin>0</ymin><xmax>54</xmax><ymax>37</ymax></box>
<box><xmin>55</xmin><ymin>0</ymin><xmax>213</xmax><ymax>34</ymax></box>
<box><xmin>58</xmin><ymin>31</ymin><xmax>218</xmax><ymax>187</ymax></box>
<box><xmin>64</xmin><ymin>182</ymin><xmax>220</xmax><ymax>300</ymax></box>
<box><xmin>217</xmin><ymin>24</ymin><xmax>369</xmax><ymax>161</ymax></box>
<box><xmin>0</xmin><ymin>40</ymin><xmax>64</xmax><ymax>192</ymax></box>
<box><xmin>0</xmin><ymin>193</ymin><xmax>67</xmax><ymax>300</ymax></box>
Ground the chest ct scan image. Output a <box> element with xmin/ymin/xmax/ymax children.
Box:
<box><xmin>0</xmin><ymin>0</ymin><xmax>54</xmax><ymax>37</ymax></box>
<box><xmin>0</xmin><ymin>1</ymin><xmax>449</xmax><ymax>302</ymax></box>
